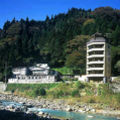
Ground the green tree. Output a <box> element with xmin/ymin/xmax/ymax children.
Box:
<box><xmin>65</xmin><ymin>35</ymin><xmax>90</xmax><ymax>74</ymax></box>
<box><xmin>115</xmin><ymin>61</ymin><xmax>120</xmax><ymax>73</ymax></box>
<box><xmin>112</xmin><ymin>25</ymin><xmax>120</xmax><ymax>46</ymax></box>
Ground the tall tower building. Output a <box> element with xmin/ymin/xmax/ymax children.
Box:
<box><xmin>86</xmin><ymin>33</ymin><xmax>111</xmax><ymax>83</ymax></box>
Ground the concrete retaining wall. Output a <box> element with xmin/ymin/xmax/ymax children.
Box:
<box><xmin>0</xmin><ymin>82</ymin><xmax>7</xmax><ymax>92</ymax></box>
<box><xmin>74</xmin><ymin>75</ymin><xmax>87</xmax><ymax>82</ymax></box>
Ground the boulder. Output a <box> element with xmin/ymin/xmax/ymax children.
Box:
<box><xmin>66</xmin><ymin>107</ymin><xmax>72</xmax><ymax>112</ymax></box>
<box><xmin>38</xmin><ymin>111</ymin><xmax>44</xmax><ymax>115</ymax></box>
<box><xmin>78</xmin><ymin>109</ymin><xmax>86</xmax><ymax>113</ymax></box>
<box><xmin>91</xmin><ymin>109</ymin><xmax>96</xmax><ymax>112</ymax></box>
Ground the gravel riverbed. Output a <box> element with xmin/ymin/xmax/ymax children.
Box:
<box><xmin>0</xmin><ymin>93</ymin><xmax>120</xmax><ymax>119</ymax></box>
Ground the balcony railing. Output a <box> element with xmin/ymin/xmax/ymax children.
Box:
<box><xmin>87</xmin><ymin>40</ymin><xmax>105</xmax><ymax>45</ymax></box>
<box><xmin>87</xmin><ymin>67</ymin><xmax>104</xmax><ymax>71</ymax></box>
<box><xmin>87</xmin><ymin>48</ymin><xmax>104</xmax><ymax>52</ymax></box>
<box><xmin>87</xmin><ymin>74</ymin><xmax>104</xmax><ymax>77</ymax></box>
<box><xmin>87</xmin><ymin>61</ymin><xmax>104</xmax><ymax>64</ymax></box>
<box><xmin>87</xmin><ymin>55</ymin><xmax>104</xmax><ymax>59</ymax></box>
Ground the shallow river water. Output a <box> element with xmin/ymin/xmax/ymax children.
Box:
<box><xmin>1</xmin><ymin>100</ymin><xmax>118</xmax><ymax>120</ymax></box>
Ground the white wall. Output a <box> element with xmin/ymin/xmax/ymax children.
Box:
<box><xmin>74</xmin><ymin>75</ymin><xmax>87</xmax><ymax>82</ymax></box>
<box><xmin>8</xmin><ymin>75</ymin><xmax>56</xmax><ymax>84</ymax></box>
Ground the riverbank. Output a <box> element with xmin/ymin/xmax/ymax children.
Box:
<box><xmin>6</xmin><ymin>82</ymin><xmax>120</xmax><ymax>109</ymax></box>
<box><xmin>0</xmin><ymin>92</ymin><xmax>120</xmax><ymax>119</ymax></box>
<box><xmin>0</xmin><ymin>109</ymin><xmax>62</xmax><ymax>120</ymax></box>
<box><xmin>0</xmin><ymin>93</ymin><xmax>67</xmax><ymax>120</ymax></box>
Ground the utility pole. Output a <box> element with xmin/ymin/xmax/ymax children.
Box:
<box><xmin>5</xmin><ymin>61</ymin><xmax>7</xmax><ymax>85</ymax></box>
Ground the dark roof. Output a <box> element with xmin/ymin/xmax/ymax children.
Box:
<box><xmin>87</xmin><ymin>32</ymin><xmax>108</xmax><ymax>44</ymax></box>
<box><xmin>91</xmin><ymin>32</ymin><xmax>103</xmax><ymax>38</ymax></box>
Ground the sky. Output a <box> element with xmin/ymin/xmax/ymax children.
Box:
<box><xmin>0</xmin><ymin>0</ymin><xmax>120</xmax><ymax>28</ymax></box>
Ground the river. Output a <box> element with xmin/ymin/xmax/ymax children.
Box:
<box><xmin>0</xmin><ymin>100</ymin><xmax>118</xmax><ymax>120</ymax></box>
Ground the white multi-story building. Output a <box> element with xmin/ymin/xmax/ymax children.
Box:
<box><xmin>86</xmin><ymin>33</ymin><xmax>111</xmax><ymax>83</ymax></box>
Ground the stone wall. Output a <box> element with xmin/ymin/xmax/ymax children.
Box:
<box><xmin>110</xmin><ymin>83</ymin><xmax>120</xmax><ymax>93</ymax></box>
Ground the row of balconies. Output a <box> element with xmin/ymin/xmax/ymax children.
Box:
<box><xmin>86</xmin><ymin>42</ymin><xmax>106</xmax><ymax>78</ymax></box>
<box><xmin>86</xmin><ymin>64</ymin><xmax>104</xmax><ymax>76</ymax></box>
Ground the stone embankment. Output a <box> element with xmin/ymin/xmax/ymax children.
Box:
<box><xmin>0</xmin><ymin>93</ymin><xmax>120</xmax><ymax>118</ymax></box>
<box><xmin>110</xmin><ymin>82</ymin><xmax>120</xmax><ymax>93</ymax></box>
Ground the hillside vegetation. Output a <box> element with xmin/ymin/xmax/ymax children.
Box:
<box><xmin>6</xmin><ymin>82</ymin><xmax>120</xmax><ymax>109</ymax></box>
<box><xmin>0</xmin><ymin>7</ymin><xmax>120</xmax><ymax>81</ymax></box>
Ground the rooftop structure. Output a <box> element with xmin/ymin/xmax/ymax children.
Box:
<box><xmin>12</xmin><ymin>67</ymin><xmax>28</xmax><ymax>75</ymax></box>
<box><xmin>86</xmin><ymin>33</ymin><xmax>111</xmax><ymax>83</ymax></box>
<box><xmin>29</xmin><ymin>63</ymin><xmax>50</xmax><ymax>75</ymax></box>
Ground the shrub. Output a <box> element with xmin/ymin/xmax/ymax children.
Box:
<box><xmin>52</xmin><ymin>90</ymin><xmax>70</xmax><ymax>98</ymax></box>
<box><xmin>71</xmin><ymin>89</ymin><xmax>80</xmax><ymax>97</ymax></box>
<box><xmin>57</xmin><ymin>90</ymin><xmax>64</xmax><ymax>97</ymax></box>
<box><xmin>62</xmin><ymin>77</ymin><xmax>69</xmax><ymax>81</ymax></box>
<box><xmin>87</xmin><ymin>98</ymin><xmax>95</xmax><ymax>103</ymax></box>
<box><xmin>98</xmin><ymin>84</ymin><xmax>113</xmax><ymax>96</ymax></box>
<box><xmin>62</xmin><ymin>77</ymin><xmax>77</xmax><ymax>82</ymax></box>
<box><xmin>69</xmin><ymin>78</ymin><xmax>78</xmax><ymax>81</ymax></box>
<box><xmin>85</xmin><ymin>87</ymin><xmax>95</xmax><ymax>95</ymax></box>
<box><xmin>11</xmin><ymin>89</ymin><xmax>15</xmax><ymax>93</ymax></box>
<box><xmin>97</xmin><ymin>87</ymin><xmax>101</xmax><ymax>95</ymax></box>
<box><xmin>75</xmin><ymin>81</ymin><xmax>85</xmax><ymax>89</ymax></box>
<box><xmin>115</xmin><ymin>93</ymin><xmax>120</xmax><ymax>103</ymax></box>
<box><xmin>34</xmin><ymin>88</ymin><xmax>46</xmax><ymax>96</ymax></box>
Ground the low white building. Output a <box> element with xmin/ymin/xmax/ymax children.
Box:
<box><xmin>8</xmin><ymin>63</ymin><xmax>59</xmax><ymax>84</ymax></box>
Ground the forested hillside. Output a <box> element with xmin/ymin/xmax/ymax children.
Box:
<box><xmin>0</xmin><ymin>6</ymin><xmax>120</xmax><ymax>81</ymax></box>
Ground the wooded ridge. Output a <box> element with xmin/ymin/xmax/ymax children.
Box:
<box><xmin>0</xmin><ymin>6</ymin><xmax>120</xmax><ymax>81</ymax></box>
